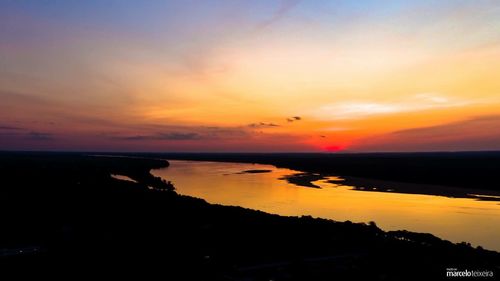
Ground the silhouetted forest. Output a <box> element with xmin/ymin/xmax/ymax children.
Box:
<box><xmin>0</xmin><ymin>152</ymin><xmax>498</xmax><ymax>280</ymax></box>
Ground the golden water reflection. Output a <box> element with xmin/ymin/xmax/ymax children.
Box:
<box><xmin>152</xmin><ymin>160</ymin><xmax>500</xmax><ymax>251</ymax></box>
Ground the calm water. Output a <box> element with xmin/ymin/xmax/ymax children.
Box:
<box><xmin>152</xmin><ymin>160</ymin><xmax>500</xmax><ymax>251</ymax></box>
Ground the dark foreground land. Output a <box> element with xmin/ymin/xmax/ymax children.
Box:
<box><xmin>1</xmin><ymin>152</ymin><xmax>499</xmax><ymax>280</ymax></box>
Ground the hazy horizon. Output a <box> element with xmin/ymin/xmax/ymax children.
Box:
<box><xmin>3</xmin><ymin>149</ymin><xmax>500</xmax><ymax>154</ymax></box>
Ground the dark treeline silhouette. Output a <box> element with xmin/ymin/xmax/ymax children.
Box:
<box><xmin>0</xmin><ymin>151</ymin><xmax>498</xmax><ymax>280</ymax></box>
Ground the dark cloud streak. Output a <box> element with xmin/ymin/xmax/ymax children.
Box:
<box><xmin>248</xmin><ymin>122</ymin><xmax>280</xmax><ymax>128</ymax></box>
<box><xmin>114</xmin><ymin>132</ymin><xmax>201</xmax><ymax>141</ymax></box>
<box><xmin>112</xmin><ymin>126</ymin><xmax>251</xmax><ymax>142</ymax></box>
<box><xmin>27</xmin><ymin>131</ymin><xmax>54</xmax><ymax>141</ymax></box>
<box><xmin>0</xmin><ymin>125</ymin><xmax>23</xmax><ymax>130</ymax></box>
<box><xmin>287</xmin><ymin>116</ymin><xmax>302</xmax><ymax>122</ymax></box>
<box><xmin>255</xmin><ymin>0</ymin><xmax>301</xmax><ymax>31</ymax></box>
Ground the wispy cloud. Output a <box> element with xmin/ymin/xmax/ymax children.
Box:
<box><xmin>313</xmin><ymin>93</ymin><xmax>472</xmax><ymax>120</ymax></box>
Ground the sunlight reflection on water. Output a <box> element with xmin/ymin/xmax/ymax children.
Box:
<box><xmin>152</xmin><ymin>160</ymin><xmax>500</xmax><ymax>251</ymax></box>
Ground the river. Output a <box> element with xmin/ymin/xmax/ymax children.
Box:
<box><xmin>152</xmin><ymin>160</ymin><xmax>500</xmax><ymax>251</ymax></box>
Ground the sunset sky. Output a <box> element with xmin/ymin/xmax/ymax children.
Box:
<box><xmin>1</xmin><ymin>0</ymin><xmax>500</xmax><ymax>152</ymax></box>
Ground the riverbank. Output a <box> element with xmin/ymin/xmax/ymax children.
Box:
<box><xmin>0</xmin><ymin>152</ymin><xmax>498</xmax><ymax>280</ymax></box>
<box><xmin>126</xmin><ymin>152</ymin><xmax>500</xmax><ymax>197</ymax></box>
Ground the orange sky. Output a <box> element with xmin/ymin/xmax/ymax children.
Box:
<box><xmin>1</xmin><ymin>1</ymin><xmax>500</xmax><ymax>152</ymax></box>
